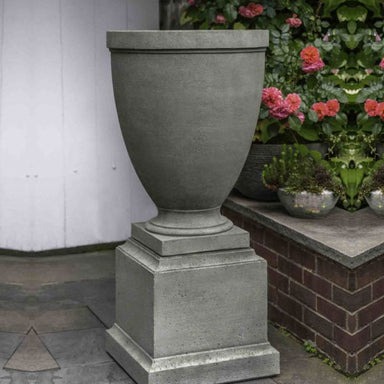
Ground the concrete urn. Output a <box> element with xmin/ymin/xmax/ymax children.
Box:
<box><xmin>107</xmin><ymin>30</ymin><xmax>269</xmax><ymax>236</ymax></box>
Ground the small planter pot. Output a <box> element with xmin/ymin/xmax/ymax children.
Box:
<box><xmin>235</xmin><ymin>143</ymin><xmax>283</xmax><ymax>201</ymax></box>
<box><xmin>366</xmin><ymin>190</ymin><xmax>384</xmax><ymax>215</ymax></box>
<box><xmin>278</xmin><ymin>188</ymin><xmax>338</xmax><ymax>219</ymax></box>
<box><xmin>236</xmin><ymin>142</ymin><xmax>328</xmax><ymax>202</ymax></box>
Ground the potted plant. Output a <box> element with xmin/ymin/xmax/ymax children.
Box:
<box><xmin>359</xmin><ymin>160</ymin><xmax>384</xmax><ymax>215</ymax></box>
<box><xmin>262</xmin><ymin>145</ymin><xmax>345</xmax><ymax>218</ymax></box>
<box><xmin>183</xmin><ymin>0</ymin><xmax>347</xmax><ymax>201</ymax></box>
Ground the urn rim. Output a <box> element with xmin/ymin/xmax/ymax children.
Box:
<box><xmin>107</xmin><ymin>30</ymin><xmax>269</xmax><ymax>51</ymax></box>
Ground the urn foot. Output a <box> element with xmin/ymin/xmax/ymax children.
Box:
<box><xmin>145</xmin><ymin>207</ymin><xmax>233</xmax><ymax>236</ymax></box>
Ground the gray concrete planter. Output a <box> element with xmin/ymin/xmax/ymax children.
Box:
<box><xmin>107</xmin><ymin>30</ymin><xmax>269</xmax><ymax>236</ymax></box>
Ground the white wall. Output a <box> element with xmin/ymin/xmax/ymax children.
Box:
<box><xmin>0</xmin><ymin>0</ymin><xmax>158</xmax><ymax>251</ymax></box>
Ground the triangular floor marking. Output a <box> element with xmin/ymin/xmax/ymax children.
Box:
<box><xmin>4</xmin><ymin>327</ymin><xmax>59</xmax><ymax>372</ymax></box>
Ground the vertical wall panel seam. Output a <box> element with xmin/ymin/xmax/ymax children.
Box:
<box><xmin>93</xmin><ymin>0</ymin><xmax>101</xmax><ymax>240</ymax></box>
<box><xmin>59</xmin><ymin>0</ymin><xmax>67</xmax><ymax>247</ymax></box>
<box><xmin>0</xmin><ymin>0</ymin><xmax>5</xmax><ymax>239</ymax></box>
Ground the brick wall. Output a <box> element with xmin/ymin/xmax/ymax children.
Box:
<box><xmin>222</xmin><ymin>206</ymin><xmax>384</xmax><ymax>375</ymax></box>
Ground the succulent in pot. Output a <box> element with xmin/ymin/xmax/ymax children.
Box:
<box><xmin>359</xmin><ymin>160</ymin><xmax>384</xmax><ymax>215</ymax></box>
<box><xmin>262</xmin><ymin>145</ymin><xmax>344</xmax><ymax>218</ymax></box>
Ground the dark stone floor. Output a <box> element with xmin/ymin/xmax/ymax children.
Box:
<box><xmin>0</xmin><ymin>250</ymin><xmax>383</xmax><ymax>383</ymax></box>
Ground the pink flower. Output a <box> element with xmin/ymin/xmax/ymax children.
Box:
<box><xmin>365</xmin><ymin>99</ymin><xmax>378</xmax><ymax>117</ymax></box>
<box><xmin>311</xmin><ymin>102</ymin><xmax>329</xmax><ymax>121</ymax></box>
<box><xmin>323</xmin><ymin>33</ymin><xmax>329</xmax><ymax>42</ymax></box>
<box><xmin>365</xmin><ymin>69</ymin><xmax>373</xmax><ymax>75</ymax></box>
<box><xmin>285</xmin><ymin>93</ymin><xmax>301</xmax><ymax>113</ymax></box>
<box><xmin>376</xmin><ymin>33</ymin><xmax>381</xmax><ymax>42</ymax></box>
<box><xmin>239</xmin><ymin>3</ymin><xmax>263</xmax><ymax>18</ymax></box>
<box><xmin>296</xmin><ymin>112</ymin><xmax>305</xmax><ymax>124</ymax></box>
<box><xmin>269</xmin><ymin>101</ymin><xmax>291</xmax><ymax>120</ymax></box>
<box><xmin>187</xmin><ymin>0</ymin><xmax>195</xmax><ymax>5</ymax></box>
<box><xmin>262</xmin><ymin>87</ymin><xmax>283</xmax><ymax>108</ymax></box>
<box><xmin>302</xmin><ymin>59</ymin><xmax>325</xmax><ymax>73</ymax></box>
<box><xmin>331</xmin><ymin>69</ymin><xmax>339</xmax><ymax>74</ymax></box>
<box><xmin>300</xmin><ymin>46</ymin><xmax>320</xmax><ymax>64</ymax></box>
<box><xmin>286</xmin><ymin>14</ymin><xmax>302</xmax><ymax>28</ymax></box>
<box><xmin>215</xmin><ymin>14</ymin><xmax>226</xmax><ymax>24</ymax></box>
<box><xmin>326</xmin><ymin>99</ymin><xmax>340</xmax><ymax>117</ymax></box>
<box><xmin>380</xmin><ymin>57</ymin><xmax>384</xmax><ymax>70</ymax></box>
<box><xmin>376</xmin><ymin>102</ymin><xmax>384</xmax><ymax>120</ymax></box>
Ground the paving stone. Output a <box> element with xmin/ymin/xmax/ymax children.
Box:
<box><xmin>87</xmin><ymin>299</ymin><xmax>115</xmax><ymax>328</ymax></box>
<box><xmin>4</xmin><ymin>329</ymin><xmax>59</xmax><ymax>372</ymax></box>
<box><xmin>0</xmin><ymin>310</ymin><xmax>30</xmax><ymax>334</ymax></box>
<box><xmin>0</xmin><ymin>332</ymin><xmax>24</xmax><ymax>363</ymax></box>
<box><xmin>34</xmin><ymin>307</ymin><xmax>103</xmax><ymax>334</ymax></box>
<box><xmin>40</xmin><ymin>328</ymin><xmax>111</xmax><ymax>368</ymax></box>
<box><xmin>0</xmin><ymin>361</ymin><xmax>132</xmax><ymax>383</ymax></box>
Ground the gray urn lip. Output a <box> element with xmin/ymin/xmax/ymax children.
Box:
<box><xmin>108</xmin><ymin>30</ymin><xmax>268</xmax><ymax>236</ymax></box>
<box><xmin>366</xmin><ymin>190</ymin><xmax>384</xmax><ymax>215</ymax></box>
<box><xmin>107</xmin><ymin>30</ymin><xmax>269</xmax><ymax>51</ymax></box>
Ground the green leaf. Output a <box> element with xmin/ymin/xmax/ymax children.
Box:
<box><xmin>308</xmin><ymin>109</ymin><xmax>319</xmax><ymax>123</ymax></box>
<box><xmin>358</xmin><ymin>0</ymin><xmax>382</xmax><ymax>17</ymax></box>
<box><xmin>288</xmin><ymin>116</ymin><xmax>302</xmax><ymax>132</ymax></box>
<box><xmin>224</xmin><ymin>3</ymin><xmax>237</xmax><ymax>23</ymax></box>
<box><xmin>298</xmin><ymin>126</ymin><xmax>320</xmax><ymax>141</ymax></box>
<box><xmin>260</xmin><ymin>121</ymin><xmax>281</xmax><ymax>144</ymax></box>
<box><xmin>281</xmin><ymin>24</ymin><xmax>290</xmax><ymax>34</ymax></box>
<box><xmin>337</xmin><ymin>5</ymin><xmax>368</xmax><ymax>22</ymax></box>
<box><xmin>180</xmin><ymin>11</ymin><xmax>193</xmax><ymax>26</ymax></box>
<box><xmin>347</xmin><ymin>21</ymin><xmax>357</xmax><ymax>34</ymax></box>
<box><xmin>233</xmin><ymin>22</ymin><xmax>247</xmax><ymax>30</ymax></box>
<box><xmin>323</xmin><ymin>0</ymin><xmax>346</xmax><ymax>17</ymax></box>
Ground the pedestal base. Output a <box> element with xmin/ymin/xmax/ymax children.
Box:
<box><xmin>106</xmin><ymin>324</ymin><xmax>279</xmax><ymax>384</ymax></box>
<box><xmin>106</xmin><ymin>229</ymin><xmax>279</xmax><ymax>384</ymax></box>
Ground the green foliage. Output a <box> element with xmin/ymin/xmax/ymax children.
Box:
<box><xmin>262</xmin><ymin>144</ymin><xmax>345</xmax><ymax>196</ymax></box>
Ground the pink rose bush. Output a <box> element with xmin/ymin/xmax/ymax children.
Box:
<box><xmin>311</xmin><ymin>100</ymin><xmax>340</xmax><ymax>121</ymax></box>
<box><xmin>286</xmin><ymin>14</ymin><xmax>302</xmax><ymax>28</ymax></box>
<box><xmin>239</xmin><ymin>3</ymin><xmax>263</xmax><ymax>18</ymax></box>
<box><xmin>300</xmin><ymin>46</ymin><xmax>325</xmax><ymax>73</ymax></box>
<box><xmin>364</xmin><ymin>99</ymin><xmax>384</xmax><ymax>120</ymax></box>
<box><xmin>262</xmin><ymin>88</ymin><xmax>302</xmax><ymax>121</ymax></box>
<box><xmin>214</xmin><ymin>14</ymin><xmax>226</xmax><ymax>24</ymax></box>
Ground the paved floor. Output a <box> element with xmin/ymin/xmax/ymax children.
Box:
<box><xmin>0</xmin><ymin>250</ymin><xmax>383</xmax><ymax>383</ymax></box>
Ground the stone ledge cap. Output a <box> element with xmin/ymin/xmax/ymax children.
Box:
<box><xmin>225</xmin><ymin>193</ymin><xmax>384</xmax><ymax>269</ymax></box>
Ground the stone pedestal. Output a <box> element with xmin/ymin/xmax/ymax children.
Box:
<box><xmin>106</xmin><ymin>224</ymin><xmax>279</xmax><ymax>384</ymax></box>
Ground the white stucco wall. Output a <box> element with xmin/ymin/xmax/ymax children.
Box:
<box><xmin>0</xmin><ymin>0</ymin><xmax>158</xmax><ymax>251</ymax></box>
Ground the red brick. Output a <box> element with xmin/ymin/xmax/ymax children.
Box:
<box><xmin>278</xmin><ymin>291</ymin><xmax>302</xmax><ymax>321</ymax></box>
<box><xmin>221</xmin><ymin>207</ymin><xmax>243</xmax><ymax>228</ymax></box>
<box><xmin>303</xmin><ymin>270</ymin><xmax>332</xmax><ymax>299</ymax></box>
<box><xmin>358</xmin><ymin>297</ymin><xmax>384</xmax><ymax>328</ymax></box>
<box><xmin>347</xmin><ymin>355</ymin><xmax>358</xmax><ymax>375</ymax></box>
<box><xmin>269</xmin><ymin>305</ymin><xmax>314</xmax><ymax>341</ymax></box>
<box><xmin>333</xmin><ymin>286</ymin><xmax>372</xmax><ymax>312</ymax></box>
<box><xmin>268</xmin><ymin>267</ymin><xmax>289</xmax><ymax>293</ymax></box>
<box><xmin>253</xmin><ymin>243</ymin><xmax>278</xmax><ymax>268</ymax></box>
<box><xmin>317</xmin><ymin>257</ymin><xmax>349</xmax><ymax>289</ymax></box>
<box><xmin>264</xmin><ymin>229</ymin><xmax>289</xmax><ymax>256</ymax></box>
<box><xmin>347</xmin><ymin>314</ymin><xmax>358</xmax><ymax>333</ymax></box>
<box><xmin>317</xmin><ymin>297</ymin><xmax>346</xmax><ymax>327</ymax></box>
<box><xmin>268</xmin><ymin>284</ymin><xmax>278</xmax><ymax>305</ymax></box>
<box><xmin>373</xmin><ymin>278</ymin><xmax>384</xmax><ymax>299</ymax></box>
<box><xmin>334</xmin><ymin>326</ymin><xmax>370</xmax><ymax>353</ymax></box>
<box><xmin>243</xmin><ymin>217</ymin><xmax>264</xmax><ymax>243</ymax></box>
<box><xmin>316</xmin><ymin>334</ymin><xmax>347</xmax><ymax>372</ymax></box>
<box><xmin>371</xmin><ymin>315</ymin><xmax>384</xmax><ymax>339</ymax></box>
<box><xmin>290</xmin><ymin>281</ymin><xmax>316</xmax><ymax>310</ymax></box>
<box><xmin>357</xmin><ymin>335</ymin><xmax>384</xmax><ymax>372</ymax></box>
<box><xmin>278</xmin><ymin>256</ymin><xmax>302</xmax><ymax>283</ymax></box>
<box><xmin>288</xmin><ymin>243</ymin><xmax>315</xmax><ymax>270</ymax></box>
<box><xmin>356</xmin><ymin>258</ymin><xmax>384</xmax><ymax>289</ymax></box>
<box><xmin>303</xmin><ymin>308</ymin><xmax>333</xmax><ymax>340</ymax></box>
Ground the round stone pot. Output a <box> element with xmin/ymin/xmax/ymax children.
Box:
<box><xmin>278</xmin><ymin>188</ymin><xmax>338</xmax><ymax>219</ymax></box>
<box><xmin>366</xmin><ymin>190</ymin><xmax>384</xmax><ymax>215</ymax></box>
<box><xmin>107</xmin><ymin>30</ymin><xmax>269</xmax><ymax>236</ymax></box>
<box><xmin>235</xmin><ymin>142</ymin><xmax>328</xmax><ymax>202</ymax></box>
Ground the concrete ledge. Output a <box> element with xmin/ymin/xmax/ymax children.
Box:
<box><xmin>224</xmin><ymin>193</ymin><xmax>384</xmax><ymax>269</ymax></box>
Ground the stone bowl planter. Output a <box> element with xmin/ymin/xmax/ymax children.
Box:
<box><xmin>366</xmin><ymin>190</ymin><xmax>384</xmax><ymax>215</ymax></box>
<box><xmin>278</xmin><ymin>188</ymin><xmax>338</xmax><ymax>218</ymax></box>
<box><xmin>107</xmin><ymin>30</ymin><xmax>269</xmax><ymax>235</ymax></box>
